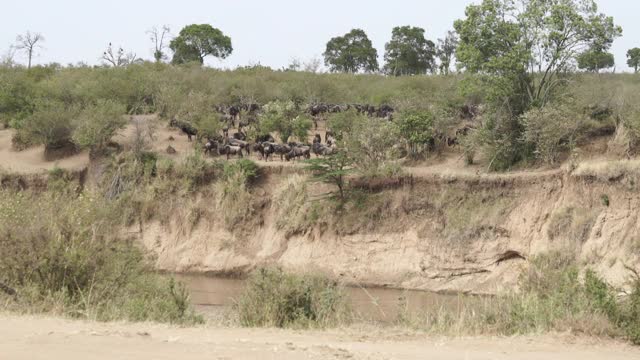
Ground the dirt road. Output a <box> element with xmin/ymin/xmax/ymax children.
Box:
<box><xmin>1</xmin><ymin>315</ymin><xmax>638</xmax><ymax>360</ymax></box>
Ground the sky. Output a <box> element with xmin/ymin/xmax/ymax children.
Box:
<box><xmin>2</xmin><ymin>0</ymin><xmax>640</xmax><ymax>72</ymax></box>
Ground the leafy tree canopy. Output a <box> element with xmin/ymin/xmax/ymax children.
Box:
<box><xmin>384</xmin><ymin>26</ymin><xmax>436</xmax><ymax>76</ymax></box>
<box><xmin>454</xmin><ymin>0</ymin><xmax>622</xmax><ymax>111</ymax></box>
<box><xmin>323</xmin><ymin>29</ymin><xmax>379</xmax><ymax>73</ymax></box>
<box><xmin>577</xmin><ymin>49</ymin><xmax>614</xmax><ymax>72</ymax></box>
<box><xmin>305</xmin><ymin>151</ymin><xmax>354</xmax><ymax>201</ymax></box>
<box><xmin>627</xmin><ymin>48</ymin><xmax>640</xmax><ymax>73</ymax></box>
<box><xmin>170</xmin><ymin>24</ymin><xmax>232</xmax><ymax>65</ymax></box>
<box><xmin>437</xmin><ymin>31</ymin><xmax>458</xmax><ymax>75</ymax></box>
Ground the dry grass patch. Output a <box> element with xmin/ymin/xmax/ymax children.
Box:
<box><xmin>547</xmin><ymin>206</ymin><xmax>601</xmax><ymax>245</ymax></box>
<box><xmin>572</xmin><ymin>159</ymin><xmax>640</xmax><ymax>186</ymax></box>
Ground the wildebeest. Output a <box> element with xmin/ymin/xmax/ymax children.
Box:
<box><xmin>0</xmin><ymin>281</ymin><xmax>16</xmax><ymax>298</ymax></box>
<box><xmin>228</xmin><ymin>137</ymin><xmax>251</xmax><ymax>155</ymax></box>
<box><xmin>254</xmin><ymin>141</ymin><xmax>277</xmax><ymax>161</ymax></box>
<box><xmin>169</xmin><ymin>118</ymin><xmax>197</xmax><ymax>141</ymax></box>
<box><xmin>220</xmin><ymin>145</ymin><xmax>244</xmax><ymax>159</ymax></box>
<box><xmin>377</xmin><ymin>104</ymin><xmax>394</xmax><ymax>120</ymax></box>
<box><xmin>232</xmin><ymin>131</ymin><xmax>247</xmax><ymax>141</ymax></box>
<box><xmin>312</xmin><ymin>142</ymin><xmax>336</xmax><ymax>157</ymax></box>
<box><xmin>273</xmin><ymin>143</ymin><xmax>292</xmax><ymax>161</ymax></box>
<box><xmin>204</xmin><ymin>141</ymin><xmax>216</xmax><ymax>156</ymax></box>
<box><xmin>228</xmin><ymin>105</ymin><xmax>240</xmax><ymax>120</ymax></box>
<box><xmin>325</xmin><ymin>131</ymin><xmax>335</xmax><ymax>145</ymax></box>
<box><xmin>308</xmin><ymin>104</ymin><xmax>329</xmax><ymax>117</ymax></box>
<box><xmin>255</xmin><ymin>134</ymin><xmax>276</xmax><ymax>143</ymax></box>
<box><xmin>285</xmin><ymin>145</ymin><xmax>311</xmax><ymax>161</ymax></box>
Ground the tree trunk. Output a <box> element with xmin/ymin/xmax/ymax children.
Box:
<box><xmin>27</xmin><ymin>48</ymin><xmax>32</xmax><ymax>69</ymax></box>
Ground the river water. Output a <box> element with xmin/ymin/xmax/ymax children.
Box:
<box><xmin>176</xmin><ymin>274</ymin><xmax>481</xmax><ymax>323</ymax></box>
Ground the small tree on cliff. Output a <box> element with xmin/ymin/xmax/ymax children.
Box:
<box><xmin>305</xmin><ymin>151</ymin><xmax>353</xmax><ymax>202</ymax></box>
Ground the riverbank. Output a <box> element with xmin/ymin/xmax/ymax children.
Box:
<box><xmin>2</xmin><ymin>314</ymin><xmax>638</xmax><ymax>360</ymax></box>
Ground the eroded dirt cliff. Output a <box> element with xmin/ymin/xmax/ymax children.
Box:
<box><xmin>140</xmin><ymin>162</ymin><xmax>640</xmax><ymax>294</ymax></box>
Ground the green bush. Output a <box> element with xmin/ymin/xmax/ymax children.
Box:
<box><xmin>474</xmin><ymin>109</ymin><xmax>529</xmax><ymax>171</ymax></box>
<box><xmin>180</xmin><ymin>151</ymin><xmax>214</xmax><ymax>189</ymax></box>
<box><xmin>213</xmin><ymin>159</ymin><xmax>259</xmax><ymax>228</ymax></box>
<box><xmin>234</xmin><ymin>267</ymin><xmax>350</xmax><ymax>328</ymax></box>
<box><xmin>72</xmin><ymin>99</ymin><xmax>127</xmax><ymax>153</ymax></box>
<box><xmin>327</xmin><ymin>109</ymin><xmax>363</xmax><ymax>141</ymax></box>
<box><xmin>0</xmin><ymin>189</ymin><xmax>201</xmax><ymax>324</ymax></box>
<box><xmin>521</xmin><ymin>104</ymin><xmax>587</xmax><ymax>164</ymax></box>
<box><xmin>259</xmin><ymin>100</ymin><xmax>311</xmax><ymax>143</ymax></box>
<box><xmin>16</xmin><ymin>100</ymin><xmax>79</xmax><ymax>151</ymax></box>
<box><xmin>342</xmin><ymin>117</ymin><xmax>401</xmax><ymax>178</ymax></box>
<box><xmin>396</xmin><ymin>110</ymin><xmax>435</xmax><ymax>159</ymax></box>
<box><xmin>223</xmin><ymin>158</ymin><xmax>259</xmax><ymax>184</ymax></box>
<box><xmin>616</xmin><ymin>269</ymin><xmax>640</xmax><ymax>344</ymax></box>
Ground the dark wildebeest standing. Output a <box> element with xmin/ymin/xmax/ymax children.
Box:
<box><xmin>170</xmin><ymin>118</ymin><xmax>197</xmax><ymax>141</ymax></box>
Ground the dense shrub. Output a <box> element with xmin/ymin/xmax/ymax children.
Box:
<box><xmin>72</xmin><ymin>100</ymin><xmax>127</xmax><ymax>153</ymax></box>
<box><xmin>327</xmin><ymin>109</ymin><xmax>363</xmax><ymax>141</ymax></box>
<box><xmin>0</xmin><ymin>189</ymin><xmax>201</xmax><ymax>324</ymax></box>
<box><xmin>214</xmin><ymin>159</ymin><xmax>259</xmax><ymax>228</ymax></box>
<box><xmin>178</xmin><ymin>151</ymin><xmax>216</xmax><ymax>191</ymax></box>
<box><xmin>234</xmin><ymin>267</ymin><xmax>350</xmax><ymax>328</ymax></box>
<box><xmin>521</xmin><ymin>104</ymin><xmax>586</xmax><ymax>164</ymax></box>
<box><xmin>222</xmin><ymin>158</ymin><xmax>259</xmax><ymax>183</ymax></box>
<box><xmin>259</xmin><ymin>100</ymin><xmax>311</xmax><ymax>143</ymax></box>
<box><xmin>396</xmin><ymin>110</ymin><xmax>435</xmax><ymax>159</ymax></box>
<box><xmin>16</xmin><ymin>100</ymin><xmax>79</xmax><ymax>151</ymax></box>
<box><xmin>474</xmin><ymin>108</ymin><xmax>529</xmax><ymax>171</ymax></box>
<box><xmin>342</xmin><ymin>116</ymin><xmax>402</xmax><ymax>177</ymax></box>
<box><xmin>396</xmin><ymin>251</ymin><xmax>640</xmax><ymax>342</ymax></box>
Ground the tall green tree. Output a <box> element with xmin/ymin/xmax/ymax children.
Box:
<box><xmin>323</xmin><ymin>29</ymin><xmax>378</xmax><ymax>73</ymax></box>
<box><xmin>170</xmin><ymin>24</ymin><xmax>232</xmax><ymax>65</ymax></box>
<box><xmin>627</xmin><ymin>48</ymin><xmax>640</xmax><ymax>73</ymax></box>
<box><xmin>454</xmin><ymin>0</ymin><xmax>622</xmax><ymax>111</ymax></box>
<box><xmin>437</xmin><ymin>30</ymin><xmax>458</xmax><ymax>75</ymax></box>
<box><xmin>383</xmin><ymin>26</ymin><xmax>436</xmax><ymax>76</ymax></box>
<box><xmin>577</xmin><ymin>49</ymin><xmax>615</xmax><ymax>73</ymax></box>
<box><xmin>455</xmin><ymin>0</ymin><xmax>621</xmax><ymax>171</ymax></box>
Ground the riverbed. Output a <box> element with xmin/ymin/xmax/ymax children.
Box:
<box><xmin>176</xmin><ymin>274</ymin><xmax>485</xmax><ymax>323</ymax></box>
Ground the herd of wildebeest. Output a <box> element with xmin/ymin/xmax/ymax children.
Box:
<box><xmin>169</xmin><ymin>102</ymin><xmax>475</xmax><ymax>161</ymax></box>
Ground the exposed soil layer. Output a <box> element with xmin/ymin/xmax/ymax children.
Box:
<box><xmin>141</xmin><ymin>164</ymin><xmax>640</xmax><ymax>294</ymax></box>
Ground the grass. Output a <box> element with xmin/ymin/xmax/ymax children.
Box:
<box><xmin>395</xmin><ymin>253</ymin><xmax>640</xmax><ymax>342</ymax></box>
<box><xmin>547</xmin><ymin>207</ymin><xmax>601</xmax><ymax>247</ymax></box>
<box><xmin>572</xmin><ymin>159</ymin><xmax>640</xmax><ymax>187</ymax></box>
<box><xmin>234</xmin><ymin>267</ymin><xmax>351</xmax><ymax>329</ymax></box>
<box><xmin>272</xmin><ymin>174</ymin><xmax>317</xmax><ymax>237</ymax></box>
<box><xmin>434</xmin><ymin>186</ymin><xmax>516</xmax><ymax>247</ymax></box>
<box><xmin>214</xmin><ymin>159</ymin><xmax>259</xmax><ymax>230</ymax></box>
<box><xmin>230</xmin><ymin>254</ymin><xmax>640</xmax><ymax>345</ymax></box>
<box><xmin>0</xmin><ymin>188</ymin><xmax>202</xmax><ymax>325</ymax></box>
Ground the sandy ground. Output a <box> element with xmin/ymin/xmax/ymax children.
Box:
<box><xmin>0</xmin><ymin>129</ymin><xmax>89</xmax><ymax>174</ymax></box>
<box><xmin>1</xmin><ymin>314</ymin><xmax>639</xmax><ymax>360</ymax></box>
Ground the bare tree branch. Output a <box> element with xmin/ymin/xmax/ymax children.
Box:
<box><xmin>15</xmin><ymin>31</ymin><xmax>44</xmax><ymax>69</ymax></box>
<box><xmin>1</xmin><ymin>46</ymin><xmax>17</xmax><ymax>66</ymax></box>
<box><xmin>101</xmin><ymin>43</ymin><xmax>140</xmax><ymax>67</ymax></box>
<box><xmin>147</xmin><ymin>25</ymin><xmax>171</xmax><ymax>62</ymax></box>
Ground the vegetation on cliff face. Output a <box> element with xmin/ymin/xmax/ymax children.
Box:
<box><xmin>0</xmin><ymin>178</ymin><xmax>202</xmax><ymax>325</ymax></box>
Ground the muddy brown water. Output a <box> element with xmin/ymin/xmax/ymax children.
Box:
<box><xmin>176</xmin><ymin>274</ymin><xmax>484</xmax><ymax>323</ymax></box>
